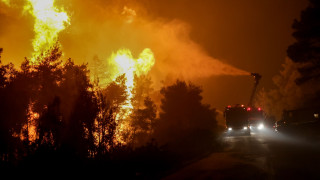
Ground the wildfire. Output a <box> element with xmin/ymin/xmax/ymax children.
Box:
<box><xmin>16</xmin><ymin>102</ymin><xmax>39</xmax><ymax>143</ymax></box>
<box><xmin>108</xmin><ymin>48</ymin><xmax>155</xmax><ymax>108</ymax></box>
<box><xmin>25</xmin><ymin>102</ymin><xmax>39</xmax><ymax>143</ymax></box>
<box><xmin>24</xmin><ymin>0</ymin><xmax>70</xmax><ymax>63</ymax></box>
<box><xmin>2</xmin><ymin>1</ymin><xmax>156</xmax><ymax>145</ymax></box>
<box><xmin>107</xmin><ymin>48</ymin><xmax>155</xmax><ymax>143</ymax></box>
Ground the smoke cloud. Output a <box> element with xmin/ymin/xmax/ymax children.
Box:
<box><xmin>0</xmin><ymin>0</ymin><xmax>249</xmax><ymax>88</ymax></box>
<box><xmin>256</xmin><ymin>58</ymin><xmax>320</xmax><ymax>120</ymax></box>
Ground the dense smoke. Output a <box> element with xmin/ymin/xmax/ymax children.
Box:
<box><xmin>0</xmin><ymin>0</ymin><xmax>249</xmax><ymax>89</ymax></box>
<box><xmin>70</xmin><ymin>1</ymin><xmax>250</xmax><ymax>87</ymax></box>
<box><xmin>256</xmin><ymin>58</ymin><xmax>320</xmax><ymax>120</ymax></box>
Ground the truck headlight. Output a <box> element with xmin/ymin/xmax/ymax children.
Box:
<box><xmin>228</xmin><ymin>127</ymin><xmax>232</xmax><ymax>131</ymax></box>
<box><xmin>243</xmin><ymin>126</ymin><xmax>247</xmax><ymax>130</ymax></box>
<box><xmin>258</xmin><ymin>123</ymin><xmax>264</xmax><ymax>130</ymax></box>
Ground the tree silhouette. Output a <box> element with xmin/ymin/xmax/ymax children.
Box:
<box><xmin>0</xmin><ymin>61</ymin><xmax>29</xmax><ymax>162</ymax></box>
<box><xmin>130</xmin><ymin>75</ymin><xmax>156</xmax><ymax>147</ymax></box>
<box><xmin>131</xmin><ymin>97</ymin><xmax>157</xmax><ymax>147</ymax></box>
<box><xmin>155</xmin><ymin>80</ymin><xmax>218</xmax><ymax>150</ymax></box>
<box><xmin>131</xmin><ymin>74</ymin><xmax>153</xmax><ymax>109</ymax></box>
<box><xmin>0</xmin><ymin>46</ymin><xmax>222</xmax><ymax>177</ymax></box>
<box><xmin>95</xmin><ymin>74</ymin><xmax>128</xmax><ymax>155</ymax></box>
<box><xmin>0</xmin><ymin>45</ymin><xmax>101</xmax><ymax>160</ymax></box>
<box><xmin>58</xmin><ymin>59</ymin><xmax>98</xmax><ymax>157</ymax></box>
<box><xmin>287</xmin><ymin>0</ymin><xmax>320</xmax><ymax>84</ymax></box>
<box><xmin>103</xmin><ymin>74</ymin><xmax>128</xmax><ymax>112</ymax></box>
<box><xmin>95</xmin><ymin>91</ymin><xmax>117</xmax><ymax>156</ymax></box>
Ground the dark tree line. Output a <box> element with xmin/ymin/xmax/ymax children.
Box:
<box><xmin>287</xmin><ymin>0</ymin><xmax>320</xmax><ymax>84</ymax></box>
<box><xmin>255</xmin><ymin>0</ymin><xmax>320</xmax><ymax>120</ymax></box>
<box><xmin>285</xmin><ymin>0</ymin><xmax>320</xmax><ymax>108</ymax></box>
<box><xmin>0</xmin><ymin>45</ymin><xmax>99</xmax><ymax>163</ymax></box>
<box><xmin>155</xmin><ymin>80</ymin><xmax>218</xmax><ymax>157</ymax></box>
<box><xmin>0</xmin><ymin>46</ymin><xmax>219</xmax><ymax>177</ymax></box>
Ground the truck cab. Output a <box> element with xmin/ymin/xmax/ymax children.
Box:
<box><xmin>225</xmin><ymin>104</ymin><xmax>250</xmax><ymax>135</ymax></box>
<box><xmin>247</xmin><ymin>106</ymin><xmax>265</xmax><ymax>131</ymax></box>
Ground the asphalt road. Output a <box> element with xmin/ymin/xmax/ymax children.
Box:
<box><xmin>163</xmin><ymin>128</ymin><xmax>320</xmax><ymax>180</ymax></box>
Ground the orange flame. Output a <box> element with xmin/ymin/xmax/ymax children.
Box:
<box><xmin>24</xmin><ymin>0</ymin><xmax>70</xmax><ymax>63</ymax></box>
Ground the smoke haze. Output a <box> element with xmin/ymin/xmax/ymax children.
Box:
<box><xmin>0</xmin><ymin>0</ymin><xmax>249</xmax><ymax>88</ymax></box>
<box><xmin>256</xmin><ymin>58</ymin><xmax>320</xmax><ymax>120</ymax></box>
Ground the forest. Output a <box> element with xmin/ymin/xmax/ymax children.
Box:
<box><xmin>0</xmin><ymin>45</ymin><xmax>221</xmax><ymax>178</ymax></box>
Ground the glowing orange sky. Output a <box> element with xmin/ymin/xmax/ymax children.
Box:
<box><xmin>0</xmin><ymin>0</ymin><xmax>308</xmax><ymax>115</ymax></box>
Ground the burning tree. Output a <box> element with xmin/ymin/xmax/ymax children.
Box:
<box><xmin>94</xmin><ymin>75</ymin><xmax>128</xmax><ymax>155</ymax></box>
<box><xmin>0</xmin><ymin>45</ymin><xmax>100</xmax><ymax>159</ymax></box>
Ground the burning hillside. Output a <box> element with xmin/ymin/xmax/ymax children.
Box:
<box><xmin>0</xmin><ymin>0</ymin><xmax>250</xmax><ymax>144</ymax></box>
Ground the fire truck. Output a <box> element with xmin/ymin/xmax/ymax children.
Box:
<box><xmin>224</xmin><ymin>73</ymin><xmax>265</xmax><ymax>135</ymax></box>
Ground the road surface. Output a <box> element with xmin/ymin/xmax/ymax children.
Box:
<box><xmin>164</xmin><ymin>128</ymin><xmax>320</xmax><ymax>179</ymax></box>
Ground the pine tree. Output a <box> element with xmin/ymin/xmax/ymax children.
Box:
<box><xmin>287</xmin><ymin>0</ymin><xmax>320</xmax><ymax>84</ymax></box>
